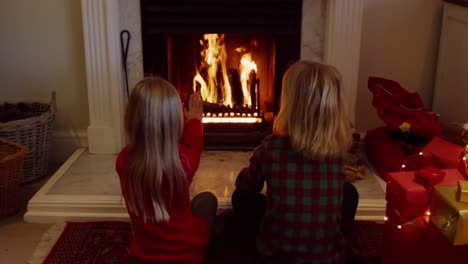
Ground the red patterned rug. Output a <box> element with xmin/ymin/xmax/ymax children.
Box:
<box><xmin>42</xmin><ymin>220</ymin><xmax>383</xmax><ymax>264</ymax></box>
<box><xmin>43</xmin><ymin>222</ymin><xmax>131</xmax><ymax>264</ymax></box>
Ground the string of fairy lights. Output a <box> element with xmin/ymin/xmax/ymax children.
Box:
<box><xmin>384</xmin><ymin>211</ymin><xmax>432</xmax><ymax>230</ymax></box>
<box><xmin>462</xmin><ymin>147</ymin><xmax>468</xmax><ymax>176</ymax></box>
<box><xmin>384</xmin><ymin>145</ymin><xmax>468</xmax><ymax>230</ymax></box>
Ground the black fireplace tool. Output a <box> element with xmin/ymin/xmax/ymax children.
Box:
<box><xmin>120</xmin><ymin>30</ymin><xmax>131</xmax><ymax>98</ymax></box>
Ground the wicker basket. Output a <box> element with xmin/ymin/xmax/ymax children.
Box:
<box><xmin>0</xmin><ymin>92</ymin><xmax>55</xmax><ymax>183</ymax></box>
<box><xmin>0</xmin><ymin>138</ymin><xmax>28</xmax><ymax>217</ymax></box>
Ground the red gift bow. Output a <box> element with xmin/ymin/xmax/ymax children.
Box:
<box><xmin>414</xmin><ymin>167</ymin><xmax>446</xmax><ymax>187</ymax></box>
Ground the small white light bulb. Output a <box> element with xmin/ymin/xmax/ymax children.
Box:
<box><xmin>384</xmin><ymin>216</ymin><xmax>388</xmax><ymax>221</ymax></box>
<box><xmin>397</xmin><ymin>225</ymin><xmax>402</xmax><ymax>229</ymax></box>
<box><xmin>419</xmin><ymin>152</ymin><xmax>424</xmax><ymax>156</ymax></box>
<box><xmin>426</xmin><ymin>211</ymin><xmax>431</xmax><ymax>216</ymax></box>
<box><xmin>401</xmin><ymin>164</ymin><xmax>406</xmax><ymax>169</ymax></box>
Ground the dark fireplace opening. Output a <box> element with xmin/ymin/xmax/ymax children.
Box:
<box><xmin>141</xmin><ymin>0</ymin><xmax>301</xmax><ymax>149</ymax></box>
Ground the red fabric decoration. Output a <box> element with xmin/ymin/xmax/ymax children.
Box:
<box><xmin>368</xmin><ymin>77</ymin><xmax>442</xmax><ymax>139</ymax></box>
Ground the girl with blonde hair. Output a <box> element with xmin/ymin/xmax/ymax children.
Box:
<box><xmin>233</xmin><ymin>61</ymin><xmax>359</xmax><ymax>263</ymax></box>
<box><xmin>116</xmin><ymin>76</ymin><xmax>217</xmax><ymax>263</ymax></box>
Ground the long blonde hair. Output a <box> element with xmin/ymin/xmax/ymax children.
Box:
<box><xmin>123</xmin><ymin>76</ymin><xmax>186</xmax><ymax>222</ymax></box>
<box><xmin>273</xmin><ymin>61</ymin><xmax>351</xmax><ymax>159</ymax></box>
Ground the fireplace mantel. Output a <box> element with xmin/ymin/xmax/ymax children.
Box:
<box><xmin>81</xmin><ymin>0</ymin><xmax>363</xmax><ymax>154</ymax></box>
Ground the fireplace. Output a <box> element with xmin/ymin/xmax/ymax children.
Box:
<box><xmin>140</xmin><ymin>0</ymin><xmax>301</xmax><ymax>148</ymax></box>
<box><xmin>79</xmin><ymin>0</ymin><xmax>363</xmax><ymax>154</ymax></box>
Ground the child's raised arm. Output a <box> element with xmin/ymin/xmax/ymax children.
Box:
<box><xmin>180</xmin><ymin>93</ymin><xmax>204</xmax><ymax>182</ymax></box>
<box><xmin>184</xmin><ymin>92</ymin><xmax>203</xmax><ymax>122</ymax></box>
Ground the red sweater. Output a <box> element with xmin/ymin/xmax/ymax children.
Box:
<box><xmin>116</xmin><ymin>119</ymin><xmax>207</xmax><ymax>263</ymax></box>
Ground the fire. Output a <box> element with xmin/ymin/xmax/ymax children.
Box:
<box><xmin>192</xmin><ymin>34</ymin><xmax>259</xmax><ymax>123</ymax></box>
<box><xmin>193</xmin><ymin>34</ymin><xmax>232</xmax><ymax>105</ymax></box>
<box><xmin>193</xmin><ymin>34</ymin><xmax>257</xmax><ymax>108</ymax></box>
<box><xmin>239</xmin><ymin>53</ymin><xmax>257</xmax><ymax>107</ymax></box>
<box><xmin>193</xmin><ymin>72</ymin><xmax>209</xmax><ymax>101</ymax></box>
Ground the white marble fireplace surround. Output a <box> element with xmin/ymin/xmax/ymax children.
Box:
<box><xmin>25</xmin><ymin>0</ymin><xmax>381</xmax><ymax>222</ymax></box>
<box><xmin>85</xmin><ymin>0</ymin><xmax>364</xmax><ymax>155</ymax></box>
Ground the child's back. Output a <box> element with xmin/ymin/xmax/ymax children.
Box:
<box><xmin>116</xmin><ymin>77</ymin><xmax>215</xmax><ymax>263</ymax></box>
<box><xmin>116</xmin><ymin>133</ymin><xmax>207</xmax><ymax>262</ymax></box>
<box><xmin>233</xmin><ymin>61</ymin><xmax>356</xmax><ymax>264</ymax></box>
<box><xmin>236</xmin><ymin>135</ymin><xmax>344</xmax><ymax>263</ymax></box>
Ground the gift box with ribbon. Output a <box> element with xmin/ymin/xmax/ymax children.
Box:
<box><xmin>386</xmin><ymin>169</ymin><xmax>465</xmax><ymax>220</ymax></box>
<box><xmin>430</xmin><ymin>185</ymin><xmax>468</xmax><ymax>246</ymax></box>
<box><xmin>382</xmin><ymin>207</ymin><xmax>468</xmax><ymax>264</ymax></box>
<box><xmin>423</xmin><ymin>137</ymin><xmax>464</xmax><ymax>169</ymax></box>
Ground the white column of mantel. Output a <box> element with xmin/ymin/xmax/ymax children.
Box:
<box><xmin>81</xmin><ymin>0</ymin><xmax>125</xmax><ymax>154</ymax></box>
<box><xmin>324</xmin><ymin>0</ymin><xmax>364</xmax><ymax>124</ymax></box>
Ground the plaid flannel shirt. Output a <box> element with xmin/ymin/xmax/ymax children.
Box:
<box><xmin>236</xmin><ymin>135</ymin><xmax>345</xmax><ymax>264</ymax></box>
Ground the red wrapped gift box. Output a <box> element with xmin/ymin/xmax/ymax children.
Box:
<box><xmin>365</xmin><ymin>127</ymin><xmax>425</xmax><ymax>180</ymax></box>
<box><xmin>423</xmin><ymin>137</ymin><xmax>464</xmax><ymax>169</ymax></box>
<box><xmin>382</xmin><ymin>207</ymin><xmax>468</xmax><ymax>264</ymax></box>
<box><xmin>386</xmin><ymin>169</ymin><xmax>465</xmax><ymax>220</ymax></box>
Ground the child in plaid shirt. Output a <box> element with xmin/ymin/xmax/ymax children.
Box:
<box><xmin>233</xmin><ymin>61</ymin><xmax>359</xmax><ymax>263</ymax></box>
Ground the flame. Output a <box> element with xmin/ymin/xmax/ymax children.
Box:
<box><xmin>193</xmin><ymin>72</ymin><xmax>209</xmax><ymax>101</ymax></box>
<box><xmin>192</xmin><ymin>34</ymin><xmax>260</xmax><ymax>123</ymax></box>
<box><xmin>239</xmin><ymin>53</ymin><xmax>257</xmax><ymax>106</ymax></box>
<box><xmin>193</xmin><ymin>34</ymin><xmax>232</xmax><ymax>106</ymax></box>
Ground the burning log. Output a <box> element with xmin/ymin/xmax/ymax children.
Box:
<box><xmin>256</xmin><ymin>78</ymin><xmax>261</xmax><ymax>114</ymax></box>
<box><xmin>194</xmin><ymin>81</ymin><xmax>201</xmax><ymax>93</ymax></box>
<box><xmin>249</xmin><ymin>70</ymin><xmax>257</xmax><ymax>110</ymax></box>
<box><xmin>227</xmin><ymin>69</ymin><xmax>243</xmax><ymax>107</ymax></box>
<box><xmin>216</xmin><ymin>64</ymin><xmax>224</xmax><ymax>103</ymax></box>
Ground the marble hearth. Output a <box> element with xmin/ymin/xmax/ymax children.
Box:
<box><xmin>25</xmin><ymin>148</ymin><xmax>386</xmax><ymax>223</ymax></box>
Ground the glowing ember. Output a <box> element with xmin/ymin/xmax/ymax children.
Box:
<box><xmin>203</xmin><ymin>117</ymin><xmax>262</xmax><ymax>123</ymax></box>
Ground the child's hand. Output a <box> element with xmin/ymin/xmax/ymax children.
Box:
<box><xmin>184</xmin><ymin>92</ymin><xmax>203</xmax><ymax>122</ymax></box>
